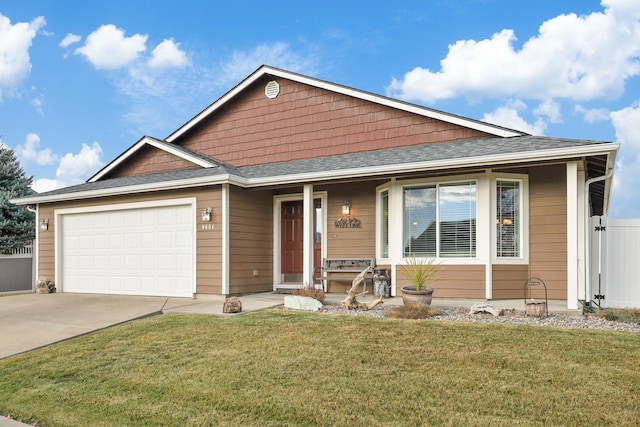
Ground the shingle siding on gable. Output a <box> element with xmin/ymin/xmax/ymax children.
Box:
<box><xmin>106</xmin><ymin>145</ymin><xmax>200</xmax><ymax>179</ymax></box>
<box><xmin>177</xmin><ymin>76</ymin><xmax>490</xmax><ymax>167</ymax></box>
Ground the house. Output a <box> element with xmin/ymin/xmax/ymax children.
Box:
<box><xmin>12</xmin><ymin>65</ymin><xmax>618</xmax><ymax>309</ymax></box>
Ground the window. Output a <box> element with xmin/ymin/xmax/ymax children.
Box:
<box><xmin>380</xmin><ymin>189</ymin><xmax>389</xmax><ymax>258</ymax></box>
<box><xmin>496</xmin><ymin>180</ymin><xmax>521</xmax><ymax>257</ymax></box>
<box><xmin>404</xmin><ymin>181</ymin><xmax>476</xmax><ymax>258</ymax></box>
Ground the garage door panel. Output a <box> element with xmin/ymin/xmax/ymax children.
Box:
<box><xmin>61</xmin><ymin>203</ymin><xmax>194</xmax><ymax>297</ymax></box>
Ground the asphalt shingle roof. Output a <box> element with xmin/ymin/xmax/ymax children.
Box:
<box><xmin>238</xmin><ymin>135</ymin><xmax>608</xmax><ymax>178</ymax></box>
<box><xmin>23</xmin><ymin>135</ymin><xmax>612</xmax><ymax>201</ymax></box>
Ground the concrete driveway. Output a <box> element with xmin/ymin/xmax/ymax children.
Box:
<box><xmin>0</xmin><ymin>292</ymin><xmax>289</xmax><ymax>360</ymax></box>
<box><xmin>0</xmin><ymin>293</ymin><xmax>170</xmax><ymax>359</ymax></box>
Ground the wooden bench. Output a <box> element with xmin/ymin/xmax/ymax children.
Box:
<box><xmin>314</xmin><ymin>258</ymin><xmax>376</xmax><ymax>292</ymax></box>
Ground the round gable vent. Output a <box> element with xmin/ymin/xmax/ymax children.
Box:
<box><xmin>265</xmin><ymin>80</ymin><xmax>280</xmax><ymax>99</ymax></box>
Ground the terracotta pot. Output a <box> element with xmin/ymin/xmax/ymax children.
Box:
<box><xmin>401</xmin><ymin>286</ymin><xmax>434</xmax><ymax>306</ymax></box>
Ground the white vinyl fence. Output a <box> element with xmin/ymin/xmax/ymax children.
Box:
<box><xmin>0</xmin><ymin>244</ymin><xmax>34</xmax><ymax>293</ymax></box>
<box><xmin>595</xmin><ymin>218</ymin><xmax>640</xmax><ymax>308</ymax></box>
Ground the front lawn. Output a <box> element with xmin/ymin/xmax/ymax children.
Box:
<box><xmin>0</xmin><ymin>311</ymin><xmax>638</xmax><ymax>426</ymax></box>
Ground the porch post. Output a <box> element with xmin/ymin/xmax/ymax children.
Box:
<box><xmin>302</xmin><ymin>184</ymin><xmax>314</xmax><ymax>287</ymax></box>
<box><xmin>479</xmin><ymin>170</ymin><xmax>492</xmax><ymax>300</ymax></box>
<box><xmin>566</xmin><ymin>162</ymin><xmax>579</xmax><ymax>310</ymax></box>
<box><xmin>222</xmin><ymin>183</ymin><xmax>230</xmax><ymax>296</ymax></box>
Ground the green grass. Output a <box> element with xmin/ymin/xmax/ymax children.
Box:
<box><xmin>1</xmin><ymin>311</ymin><xmax>639</xmax><ymax>426</ymax></box>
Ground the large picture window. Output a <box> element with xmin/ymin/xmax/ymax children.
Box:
<box><xmin>496</xmin><ymin>180</ymin><xmax>521</xmax><ymax>257</ymax></box>
<box><xmin>404</xmin><ymin>181</ymin><xmax>476</xmax><ymax>258</ymax></box>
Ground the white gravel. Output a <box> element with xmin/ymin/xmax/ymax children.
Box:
<box><xmin>318</xmin><ymin>304</ymin><xmax>640</xmax><ymax>332</ymax></box>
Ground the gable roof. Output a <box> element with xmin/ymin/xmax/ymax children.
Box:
<box><xmin>165</xmin><ymin>65</ymin><xmax>527</xmax><ymax>143</ymax></box>
<box><xmin>87</xmin><ymin>66</ymin><xmax>527</xmax><ymax>185</ymax></box>
<box><xmin>88</xmin><ymin>136</ymin><xmax>220</xmax><ymax>182</ymax></box>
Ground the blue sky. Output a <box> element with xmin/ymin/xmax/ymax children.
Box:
<box><xmin>0</xmin><ymin>0</ymin><xmax>638</xmax><ymax>218</ymax></box>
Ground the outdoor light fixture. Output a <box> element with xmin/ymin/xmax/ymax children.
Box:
<box><xmin>40</xmin><ymin>219</ymin><xmax>49</xmax><ymax>231</ymax></box>
<box><xmin>202</xmin><ymin>208</ymin><xmax>212</xmax><ymax>222</ymax></box>
<box><xmin>341</xmin><ymin>200</ymin><xmax>351</xmax><ymax>215</ymax></box>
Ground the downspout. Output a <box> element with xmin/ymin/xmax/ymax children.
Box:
<box><xmin>583</xmin><ymin>169</ymin><xmax>613</xmax><ymax>305</ymax></box>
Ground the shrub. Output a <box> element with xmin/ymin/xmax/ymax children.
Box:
<box><xmin>293</xmin><ymin>285</ymin><xmax>325</xmax><ymax>303</ymax></box>
<box><xmin>386</xmin><ymin>304</ymin><xmax>443</xmax><ymax>319</ymax></box>
<box><xmin>597</xmin><ymin>308</ymin><xmax>640</xmax><ymax>324</ymax></box>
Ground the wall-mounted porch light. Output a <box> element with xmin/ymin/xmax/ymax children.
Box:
<box><xmin>341</xmin><ymin>200</ymin><xmax>351</xmax><ymax>215</ymax></box>
<box><xmin>201</xmin><ymin>207</ymin><xmax>212</xmax><ymax>222</ymax></box>
<box><xmin>40</xmin><ymin>219</ymin><xmax>49</xmax><ymax>231</ymax></box>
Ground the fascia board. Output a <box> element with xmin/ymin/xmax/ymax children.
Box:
<box><xmin>88</xmin><ymin>138</ymin><xmax>148</xmax><ymax>182</ymax></box>
<box><xmin>12</xmin><ymin>174</ymin><xmax>238</xmax><ymax>205</ymax></box>
<box><xmin>145</xmin><ymin>138</ymin><xmax>217</xmax><ymax>168</ymax></box>
<box><xmin>89</xmin><ymin>136</ymin><xmax>216</xmax><ymax>183</ymax></box>
<box><xmin>601</xmin><ymin>148</ymin><xmax>619</xmax><ymax>216</ymax></box>
<box><xmin>166</xmin><ymin>65</ymin><xmax>524</xmax><ymax>142</ymax></box>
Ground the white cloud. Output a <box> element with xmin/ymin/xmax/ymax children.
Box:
<box><xmin>609</xmin><ymin>102</ymin><xmax>640</xmax><ymax>218</ymax></box>
<box><xmin>75</xmin><ymin>24</ymin><xmax>147</xmax><ymax>69</ymax></box>
<box><xmin>30</xmin><ymin>94</ymin><xmax>45</xmax><ymax>115</ymax></box>
<box><xmin>533</xmin><ymin>99</ymin><xmax>562</xmax><ymax>123</ymax></box>
<box><xmin>148</xmin><ymin>39</ymin><xmax>189</xmax><ymax>69</ymax></box>
<box><xmin>31</xmin><ymin>142</ymin><xmax>104</xmax><ymax>193</ymax></box>
<box><xmin>59</xmin><ymin>33</ymin><xmax>81</xmax><ymax>48</ymax></box>
<box><xmin>482</xmin><ymin>100</ymin><xmax>547</xmax><ymax>135</ymax></box>
<box><xmin>0</xmin><ymin>14</ymin><xmax>46</xmax><ymax>100</ymax></box>
<box><xmin>387</xmin><ymin>2</ymin><xmax>640</xmax><ymax>104</ymax></box>
<box><xmin>219</xmin><ymin>42</ymin><xmax>319</xmax><ymax>87</ymax></box>
<box><xmin>56</xmin><ymin>142</ymin><xmax>103</xmax><ymax>181</ymax></box>
<box><xmin>31</xmin><ymin>177</ymin><xmax>62</xmax><ymax>194</ymax></box>
<box><xmin>14</xmin><ymin>133</ymin><xmax>57</xmax><ymax>166</ymax></box>
<box><xmin>574</xmin><ymin>105</ymin><xmax>611</xmax><ymax>123</ymax></box>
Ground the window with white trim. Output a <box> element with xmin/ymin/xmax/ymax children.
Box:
<box><xmin>496</xmin><ymin>179</ymin><xmax>521</xmax><ymax>257</ymax></box>
<box><xmin>403</xmin><ymin>181</ymin><xmax>477</xmax><ymax>258</ymax></box>
<box><xmin>379</xmin><ymin>189</ymin><xmax>389</xmax><ymax>258</ymax></box>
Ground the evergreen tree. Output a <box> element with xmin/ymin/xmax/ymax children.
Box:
<box><xmin>0</xmin><ymin>146</ymin><xmax>35</xmax><ymax>252</ymax></box>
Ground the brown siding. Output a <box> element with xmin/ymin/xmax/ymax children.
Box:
<box><xmin>228</xmin><ymin>187</ymin><xmax>274</xmax><ymax>295</ymax></box>
<box><xmin>326</xmin><ymin>182</ymin><xmax>377</xmax><ymax>259</ymax></box>
<box><xmin>106</xmin><ymin>145</ymin><xmax>200</xmax><ymax>179</ymax></box>
<box><xmin>178</xmin><ymin>77</ymin><xmax>490</xmax><ymax>167</ymax></box>
<box><xmin>37</xmin><ymin>187</ymin><xmax>223</xmax><ymax>295</ymax></box>
<box><xmin>319</xmin><ymin>182</ymin><xmax>377</xmax><ymax>292</ymax></box>
<box><xmin>37</xmin><ymin>204</ymin><xmax>55</xmax><ymax>281</ymax></box>
<box><xmin>196</xmin><ymin>188</ymin><xmax>223</xmax><ymax>295</ymax></box>
<box><xmin>528</xmin><ymin>165</ymin><xmax>567</xmax><ymax>299</ymax></box>
<box><xmin>492</xmin><ymin>264</ymin><xmax>529</xmax><ymax>299</ymax></box>
<box><xmin>396</xmin><ymin>265</ymin><xmax>486</xmax><ymax>299</ymax></box>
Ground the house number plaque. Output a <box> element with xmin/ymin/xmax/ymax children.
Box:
<box><xmin>201</xmin><ymin>224</ymin><xmax>215</xmax><ymax>231</ymax></box>
<box><xmin>334</xmin><ymin>217</ymin><xmax>361</xmax><ymax>228</ymax></box>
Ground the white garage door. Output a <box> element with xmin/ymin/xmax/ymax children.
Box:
<box><xmin>60</xmin><ymin>203</ymin><xmax>194</xmax><ymax>297</ymax></box>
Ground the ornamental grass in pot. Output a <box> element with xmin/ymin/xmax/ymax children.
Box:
<box><xmin>397</xmin><ymin>255</ymin><xmax>440</xmax><ymax>307</ymax></box>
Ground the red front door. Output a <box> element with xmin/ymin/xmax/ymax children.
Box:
<box><xmin>280</xmin><ymin>199</ymin><xmax>322</xmax><ymax>284</ymax></box>
<box><xmin>281</xmin><ymin>200</ymin><xmax>303</xmax><ymax>282</ymax></box>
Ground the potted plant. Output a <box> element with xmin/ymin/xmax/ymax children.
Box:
<box><xmin>397</xmin><ymin>255</ymin><xmax>440</xmax><ymax>307</ymax></box>
<box><xmin>36</xmin><ymin>278</ymin><xmax>55</xmax><ymax>294</ymax></box>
